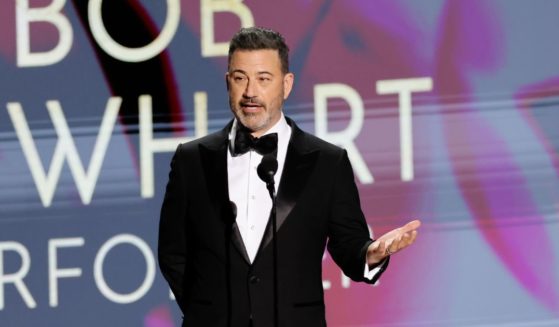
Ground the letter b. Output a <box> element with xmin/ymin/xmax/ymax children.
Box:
<box><xmin>16</xmin><ymin>0</ymin><xmax>73</xmax><ymax>67</ymax></box>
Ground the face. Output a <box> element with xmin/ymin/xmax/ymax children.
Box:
<box><xmin>226</xmin><ymin>49</ymin><xmax>294</xmax><ymax>137</ymax></box>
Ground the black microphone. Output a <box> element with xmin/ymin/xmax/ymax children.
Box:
<box><xmin>257</xmin><ymin>154</ymin><xmax>278</xmax><ymax>192</ymax></box>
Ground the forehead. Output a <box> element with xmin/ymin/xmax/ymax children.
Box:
<box><xmin>229</xmin><ymin>49</ymin><xmax>282</xmax><ymax>73</ymax></box>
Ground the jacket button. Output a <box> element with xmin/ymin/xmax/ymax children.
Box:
<box><xmin>249</xmin><ymin>275</ymin><xmax>260</xmax><ymax>284</ymax></box>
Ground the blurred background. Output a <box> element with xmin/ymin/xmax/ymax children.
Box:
<box><xmin>1</xmin><ymin>0</ymin><xmax>558</xmax><ymax>326</ymax></box>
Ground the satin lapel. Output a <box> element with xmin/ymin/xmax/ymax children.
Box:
<box><xmin>230</xmin><ymin>223</ymin><xmax>250</xmax><ymax>264</ymax></box>
<box><xmin>257</xmin><ymin>123</ymin><xmax>319</xmax><ymax>256</ymax></box>
<box><xmin>199</xmin><ymin>123</ymin><xmax>251</xmax><ymax>265</ymax></box>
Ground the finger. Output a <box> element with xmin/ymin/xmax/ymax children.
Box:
<box><xmin>408</xmin><ymin>230</ymin><xmax>418</xmax><ymax>244</ymax></box>
<box><xmin>397</xmin><ymin>231</ymin><xmax>418</xmax><ymax>251</ymax></box>
<box><xmin>378</xmin><ymin>240</ymin><xmax>388</xmax><ymax>253</ymax></box>
<box><xmin>386</xmin><ymin>240</ymin><xmax>398</xmax><ymax>255</ymax></box>
<box><xmin>399</xmin><ymin>232</ymin><xmax>411</xmax><ymax>246</ymax></box>
<box><xmin>402</xmin><ymin>219</ymin><xmax>422</xmax><ymax>233</ymax></box>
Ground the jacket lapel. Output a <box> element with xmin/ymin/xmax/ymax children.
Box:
<box><xmin>199</xmin><ymin>122</ymin><xmax>251</xmax><ymax>265</ymax></box>
<box><xmin>257</xmin><ymin>119</ymin><xmax>319</xmax><ymax>256</ymax></box>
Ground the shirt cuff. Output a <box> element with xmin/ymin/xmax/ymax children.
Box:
<box><xmin>363</xmin><ymin>257</ymin><xmax>387</xmax><ymax>281</ymax></box>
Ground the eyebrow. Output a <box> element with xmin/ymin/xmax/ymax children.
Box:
<box><xmin>230</xmin><ymin>69</ymin><xmax>247</xmax><ymax>75</ymax></box>
<box><xmin>230</xmin><ymin>69</ymin><xmax>273</xmax><ymax>76</ymax></box>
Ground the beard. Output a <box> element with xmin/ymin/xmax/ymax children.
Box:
<box><xmin>234</xmin><ymin>107</ymin><xmax>271</xmax><ymax>133</ymax></box>
<box><xmin>229</xmin><ymin>94</ymin><xmax>285</xmax><ymax>135</ymax></box>
<box><xmin>230</xmin><ymin>99</ymin><xmax>268</xmax><ymax>133</ymax></box>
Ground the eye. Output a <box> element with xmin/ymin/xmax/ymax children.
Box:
<box><xmin>232</xmin><ymin>75</ymin><xmax>247</xmax><ymax>82</ymax></box>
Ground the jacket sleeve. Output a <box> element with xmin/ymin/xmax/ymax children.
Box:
<box><xmin>326</xmin><ymin>150</ymin><xmax>389</xmax><ymax>284</ymax></box>
<box><xmin>158</xmin><ymin>144</ymin><xmax>189</xmax><ymax>312</ymax></box>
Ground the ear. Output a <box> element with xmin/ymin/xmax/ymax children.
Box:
<box><xmin>225</xmin><ymin>72</ymin><xmax>230</xmax><ymax>91</ymax></box>
<box><xmin>283</xmin><ymin>72</ymin><xmax>294</xmax><ymax>99</ymax></box>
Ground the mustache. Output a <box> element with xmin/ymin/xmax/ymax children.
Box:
<box><xmin>239</xmin><ymin>99</ymin><xmax>264</xmax><ymax>107</ymax></box>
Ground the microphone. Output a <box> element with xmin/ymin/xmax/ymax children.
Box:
<box><xmin>257</xmin><ymin>154</ymin><xmax>278</xmax><ymax>193</ymax></box>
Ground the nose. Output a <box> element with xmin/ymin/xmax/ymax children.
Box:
<box><xmin>243</xmin><ymin>79</ymin><xmax>257</xmax><ymax>99</ymax></box>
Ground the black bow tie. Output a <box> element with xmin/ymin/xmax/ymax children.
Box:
<box><xmin>232</xmin><ymin>128</ymin><xmax>278</xmax><ymax>156</ymax></box>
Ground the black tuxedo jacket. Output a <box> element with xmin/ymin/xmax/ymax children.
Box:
<box><xmin>158</xmin><ymin>117</ymin><xmax>388</xmax><ymax>327</ymax></box>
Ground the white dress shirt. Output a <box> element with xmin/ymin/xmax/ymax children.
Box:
<box><xmin>227</xmin><ymin>114</ymin><xmax>382</xmax><ymax>279</ymax></box>
<box><xmin>227</xmin><ymin>115</ymin><xmax>291</xmax><ymax>263</ymax></box>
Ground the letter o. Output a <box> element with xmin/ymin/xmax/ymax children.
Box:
<box><xmin>88</xmin><ymin>0</ymin><xmax>181</xmax><ymax>62</ymax></box>
<box><xmin>93</xmin><ymin>234</ymin><xmax>155</xmax><ymax>304</ymax></box>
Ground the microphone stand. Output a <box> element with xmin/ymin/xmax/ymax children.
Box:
<box><xmin>267</xmin><ymin>179</ymin><xmax>278</xmax><ymax>327</ymax></box>
<box><xmin>257</xmin><ymin>155</ymin><xmax>279</xmax><ymax>327</ymax></box>
<box><xmin>225</xmin><ymin>202</ymin><xmax>237</xmax><ymax>327</ymax></box>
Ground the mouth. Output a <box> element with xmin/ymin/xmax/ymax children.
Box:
<box><xmin>240</xmin><ymin>102</ymin><xmax>264</xmax><ymax>112</ymax></box>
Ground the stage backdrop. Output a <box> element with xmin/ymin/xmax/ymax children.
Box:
<box><xmin>1</xmin><ymin>1</ymin><xmax>559</xmax><ymax>326</ymax></box>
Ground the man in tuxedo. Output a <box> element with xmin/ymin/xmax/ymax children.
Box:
<box><xmin>158</xmin><ymin>27</ymin><xmax>420</xmax><ymax>327</ymax></box>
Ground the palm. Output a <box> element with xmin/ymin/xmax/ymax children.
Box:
<box><xmin>366</xmin><ymin>220</ymin><xmax>421</xmax><ymax>265</ymax></box>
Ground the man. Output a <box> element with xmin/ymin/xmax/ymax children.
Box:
<box><xmin>158</xmin><ymin>27</ymin><xmax>420</xmax><ymax>327</ymax></box>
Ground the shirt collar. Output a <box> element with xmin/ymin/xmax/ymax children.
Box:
<box><xmin>229</xmin><ymin>113</ymin><xmax>291</xmax><ymax>152</ymax></box>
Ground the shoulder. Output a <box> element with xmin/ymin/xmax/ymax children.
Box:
<box><xmin>175</xmin><ymin>122</ymin><xmax>231</xmax><ymax>154</ymax></box>
<box><xmin>288</xmin><ymin>117</ymin><xmax>346</xmax><ymax>158</ymax></box>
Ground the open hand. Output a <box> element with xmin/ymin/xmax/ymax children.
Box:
<box><xmin>367</xmin><ymin>220</ymin><xmax>421</xmax><ymax>265</ymax></box>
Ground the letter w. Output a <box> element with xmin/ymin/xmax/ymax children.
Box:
<box><xmin>6</xmin><ymin>98</ymin><xmax>121</xmax><ymax>207</ymax></box>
